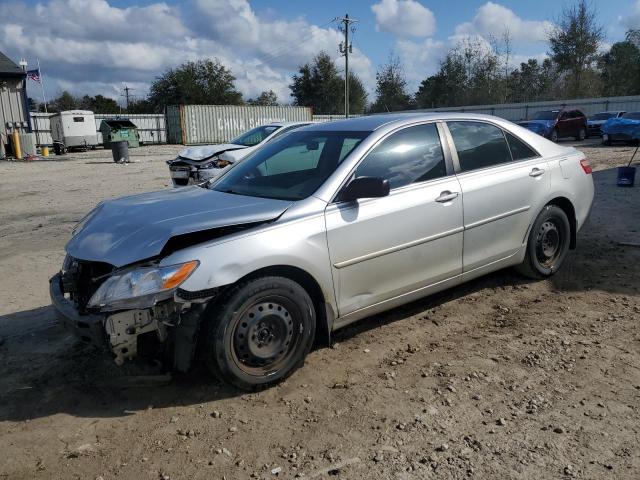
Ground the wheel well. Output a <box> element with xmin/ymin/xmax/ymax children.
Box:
<box><xmin>547</xmin><ymin>197</ymin><xmax>577</xmax><ymax>249</ymax></box>
<box><xmin>238</xmin><ymin>265</ymin><xmax>331</xmax><ymax>347</ymax></box>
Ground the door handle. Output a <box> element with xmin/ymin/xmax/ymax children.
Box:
<box><xmin>529</xmin><ymin>168</ymin><xmax>545</xmax><ymax>177</ymax></box>
<box><xmin>435</xmin><ymin>191</ymin><xmax>459</xmax><ymax>203</ymax></box>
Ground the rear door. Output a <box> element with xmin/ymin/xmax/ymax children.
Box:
<box><xmin>445</xmin><ymin>121</ymin><xmax>550</xmax><ymax>272</ymax></box>
<box><xmin>325</xmin><ymin>122</ymin><xmax>463</xmax><ymax>316</ymax></box>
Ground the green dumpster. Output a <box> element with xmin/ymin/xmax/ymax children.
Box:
<box><xmin>100</xmin><ymin>119</ymin><xmax>140</xmax><ymax>148</ymax></box>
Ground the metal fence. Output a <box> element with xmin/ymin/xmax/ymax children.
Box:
<box><xmin>312</xmin><ymin>114</ymin><xmax>362</xmax><ymax>123</ymax></box>
<box><xmin>166</xmin><ymin>105</ymin><xmax>313</xmax><ymax>144</ymax></box>
<box><xmin>29</xmin><ymin>112</ymin><xmax>166</xmax><ymax>146</ymax></box>
<box><xmin>416</xmin><ymin>95</ymin><xmax>640</xmax><ymax>121</ymax></box>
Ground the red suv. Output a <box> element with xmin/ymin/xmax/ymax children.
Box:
<box><xmin>517</xmin><ymin>108</ymin><xmax>588</xmax><ymax>142</ymax></box>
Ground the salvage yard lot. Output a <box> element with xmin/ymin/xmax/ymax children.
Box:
<box><xmin>0</xmin><ymin>140</ymin><xmax>639</xmax><ymax>479</ymax></box>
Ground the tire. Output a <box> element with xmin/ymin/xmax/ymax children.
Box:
<box><xmin>575</xmin><ymin>127</ymin><xmax>586</xmax><ymax>141</ymax></box>
<box><xmin>550</xmin><ymin>129</ymin><xmax>559</xmax><ymax>142</ymax></box>
<box><xmin>516</xmin><ymin>205</ymin><xmax>571</xmax><ymax>279</ymax></box>
<box><xmin>603</xmin><ymin>138</ymin><xmax>612</xmax><ymax>146</ymax></box>
<box><xmin>202</xmin><ymin>276</ymin><xmax>316</xmax><ymax>391</ymax></box>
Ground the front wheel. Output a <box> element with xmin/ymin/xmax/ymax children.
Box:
<box><xmin>550</xmin><ymin>129</ymin><xmax>559</xmax><ymax>142</ymax></box>
<box><xmin>516</xmin><ymin>205</ymin><xmax>571</xmax><ymax>279</ymax></box>
<box><xmin>575</xmin><ymin>127</ymin><xmax>586</xmax><ymax>141</ymax></box>
<box><xmin>202</xmin><ymin>276</ymin><xmax>316</xmax><ymax>391</ymax></box>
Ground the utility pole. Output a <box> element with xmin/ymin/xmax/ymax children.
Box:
<box><xmin>337</xmin><ymin>14</ymin><xmax>357</xmax><ymax>118</ymax></box>
<box><xmin>122</xmin><ymin>84</ymin><xmax>134</xmax><ymax>110</ymax></box>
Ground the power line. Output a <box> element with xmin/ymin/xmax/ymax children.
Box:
<box><xmin>336</xmin><ymin>14</ymin><xmax>357</xmax><ymax>118</ymax></box>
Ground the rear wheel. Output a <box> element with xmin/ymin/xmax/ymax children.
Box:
<box><xmin>202</xmin><ymin>276</ymin><xmax>316</xmax><ymax>391</ymax></box>
<box><xmin>575</xmin><ymin>127</ymin><xmax>586</xmax><ymax>141</ymax></box>
<box><xmin>516</xmin><ymin>205</ymin><xmax>571</xmax><ymax>279</ymax></box>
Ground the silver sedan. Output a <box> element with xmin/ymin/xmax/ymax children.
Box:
<box><xmin>51</xmin><ymin>113</ymin><xmax>594</xmax><ymax>390</ymax></box>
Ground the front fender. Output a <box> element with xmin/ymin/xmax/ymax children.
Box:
<box><xmin>160</xmin><ymin>210</ymin><xmax>336</xmax><ymax>313</ymax></box>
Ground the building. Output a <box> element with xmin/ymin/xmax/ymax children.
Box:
<box><xmin>0</xmin><ymin>51</ymin><xmax>30</xmax><ymax>157</ymax></box>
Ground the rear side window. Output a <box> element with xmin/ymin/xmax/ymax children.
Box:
<box><xmin>447</xmin><ymin>121</ymin><xmax>512</xmax><ymax>172</ymax></box>
<box><xmin>505</xmin><ymin>132</ymin><xmax>538</xmax><ymax>161</ymax></box>
<box><xmin>354</xmin><ymin>123</ymin><xmax>446</xmax><ymax>189</ymax></box>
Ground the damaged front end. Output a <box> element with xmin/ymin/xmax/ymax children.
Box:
<box><xmin>50</xmin><ymin>255</ymin><xmax>216</xmax><ymax>371</ymax></box>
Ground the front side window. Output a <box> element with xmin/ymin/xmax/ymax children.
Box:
<box><xmin>353</xmin><ymin>123</ymin><xmax>446</xmax><ymax>190</ymax></box>
<box><xmin>447</xmin><ymin>121</ymin><xmax>512</xmax><ymax>172</ymax></box>
<box><xmin>231</xmin><ymin>125</ymin><xmax>280</xmax><ymax>147</ymax></box>
<box><xmin>212</xmin><ymin>130</ymin><xmax>370</xmax><ymax>200</ymax></box>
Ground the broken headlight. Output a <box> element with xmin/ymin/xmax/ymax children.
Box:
<box><xmin>87</xmin><ymin>260</ymin><xmax>199</xmax><ymax>311</ymax></box>
<box><xmin>202</xmin><ymin>158</ymin><xmax>232</xmax><ymax>169</ymax></box>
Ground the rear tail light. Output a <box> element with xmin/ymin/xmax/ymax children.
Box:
<box><xmin>580</xmin><ymin>159</ymin><xmax>592</xmax><ymax>174</ymax></box>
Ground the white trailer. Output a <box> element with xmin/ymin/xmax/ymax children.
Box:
<box><xmin>50</xmin><ymin>110</ymin><xmax>98</xmax><ymax>150</ymax></box>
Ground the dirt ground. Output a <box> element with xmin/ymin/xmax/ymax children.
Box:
<box><xmin>0</xmin><ymin>139</ymin><xmax>639</xmax><ymax>480</ymax></box>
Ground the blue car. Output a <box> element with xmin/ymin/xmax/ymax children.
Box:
<box><xmin>602</xmin><ymin>112</ymin><xmax>640</xmax><ymax>145</ymax></box>
<box><xmin>517</xmin><ymin>109</ymin><xmax>587</xmax><ymax>142</ymax></box>
<box><xmin>586</xmin><ymin>111</ymin><xmax>625</xmax><ymax>137</ymax></box>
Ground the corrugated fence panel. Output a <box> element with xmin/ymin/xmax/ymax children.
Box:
<box><xmin>95</xmin><ymin>114</ymin><xmax>165</xmax><ymax>144</ymax></box>
<box><xmin>417</xmin><ymin>95</ymin><xmax>640</xmax><ymax>122</ymax></box>
<box><xmin>166</xmin><ymin>105</ymin><xmax>313</xmax><ymax>144</ymax></box>
<box><xmin>30</xmin><ymin>112</ymin><xmax>166</xmax><ymax>146</ymax></box>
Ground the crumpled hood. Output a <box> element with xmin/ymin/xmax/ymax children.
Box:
<box><xmin>518</xmin><ymin>119</ymin><xmax>555</xmax><ymax>131</ymax></box>
<box><xmin>177</xmin><ymin>143</ymin><xmax>246</xmax><ymax>161</ymax></box>
<box><xmin>66</xmin><ymin>187</ymin><xmax>293</xmax><ymax>267</ymax></box>
<box><xmin>602</xmin><ymin>118</ymin><xmax>640</xmax><ymax>138</ymax></box>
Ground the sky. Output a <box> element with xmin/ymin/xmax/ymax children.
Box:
<box><xmin>1</xmin><ymin>0</ymin><xmax>639</xmax><ymax>106</ymax></box>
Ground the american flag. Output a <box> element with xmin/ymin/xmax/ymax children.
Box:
<box><xmin>26</xmin><ymin>69</ymin><xmax>41</xmax><ymax>83</ymax></box>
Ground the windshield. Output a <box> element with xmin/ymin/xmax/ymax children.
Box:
<box><xmin>622</xmin><ymin>112</ymin><xmax>640</xmax><ymax>120</ymax></box>
<box><xmin>590</xmin><ymin>112</ymin><xmax>616</xmax><ymax>121</ymax></box>
<box><xmin>230</xmin><ymin>125</ymin><xmax>280</xmax><ymax>147</ymax></box>
<box><xmin>531</xmin><ymin>110</ymin><xmax>559</xmax><ymax>120</ymax></box>
<box><xmin>211</xmin><ymin>130</ymin><xmax>371</xmax><ymax>201</ymax></box>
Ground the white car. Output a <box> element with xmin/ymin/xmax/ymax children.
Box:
<box><xmin>167</xmin><ymin>122</ymin><xmax>311</xmax><ymax>186</ymax></box>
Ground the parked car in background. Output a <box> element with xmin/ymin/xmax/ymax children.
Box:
<box><xmin>587</xmin><ymin>111</ymin><xmax>625</xmax><ymax>137</ymax></box>
<box><xmin>517</xmin><ymin>109</ymin><xmax>587</xmax><ymax>142</ymax></box>
<box><xmin>602</xmin><ymin>112</ymin><xmax>640</xmax><ymax>145</ymax></box>
<box><xmin>167</xmin><ymin>122</ymin><xmax>311</xmax><ymax>186</ymax></box>
<box><xmin>51</xmin><ymin>113</ymin><xmax>594</xmax><ymax>390</ymax></box>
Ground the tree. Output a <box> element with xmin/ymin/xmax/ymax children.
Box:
<box><xmin>600</xmin><ymin>38</ymin><xmax>640</xmax><ymax>96</ymax></box>
<box><xmin>248</xmin><ymin>90</ymin><xmax>279</xmax><ymax>106</ymax></box>
<box><xmin>290</xmin><ymin>52</ymin><xmax>343</xmax><ymax>114</ymax></box>
<box><xmin>48</xmin><ymin>91</ymin><xmax>78</xmax><ymax>112</ymax></box>
<box><xmin>508</xmin><ymin>58</ymin><xmax>559</xmax><ymax>103</ymax></box>
<box><xmin>79</xmin><ymin>94</ymin><xmax>120</xmax><ymax>113</ymax></box>
<box><xmin>289</xmin><ymin>52</ymin><xmax>367</xmax><ymax>115</ymax></box>
<box><xmin>126</xmin><ymin>98</ymin><xmax>155</xmax><ymax>114</ymax></box>
<box><xmin>370</xmin><ymin>55</ymin><xmax>412</xmax><ymax>113</ymax></box>
<box><xmin>548</xmin><ymin>0</ymin><xmax>603</xmax><ymax>97</ymax></box>
<box><xmin>347</xmin><ymin>73</ymin><xmax>368</xmax><ymax>114</ymax></box>
<box><xmin>148</xmin><ymin>59</ymin><xmax>243</xmax><ymax>110</ymax></box>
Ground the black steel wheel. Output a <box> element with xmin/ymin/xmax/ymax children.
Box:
<box><xmin>516</xmin><ymin>205</ymin><xmax>571</xmax><ymax>279</ymax></box>
<box><xmin>203</xmin><ymin>276</ymin><xmax>316</xmax><ymax>390</ymax></box>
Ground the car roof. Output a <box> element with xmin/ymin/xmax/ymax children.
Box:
<box><xmin>305</xmin><ymin>112</ymin><xmax>524</xmax><ymax>132</ymax></box>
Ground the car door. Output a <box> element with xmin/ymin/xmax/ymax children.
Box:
<box><xmin>556</xmin><ymin>111</ymin><xmax>570</xmax><ymax>138</ymax></box>
<box><xmin>445</xmin><ymin>121</ymin><xmax>550</xmax><ymax>272</ymax></box>
<box><xmin>325</xmin><ymin>122</ymin><xmax>463</xmax><ymax>317</ymax></box>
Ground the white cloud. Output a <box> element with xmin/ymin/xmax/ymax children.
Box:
<box><xmin>0</xmin><ymin>0</ymin><xmax>375</xmax><ymax>103</ymax></box>
<box><xmin>620</xmin><ymin>0</ymin><xmax>640</xmax><ymax>30</ymax></box>
<box><xmin>371</xmin><ymin>0</ymin><xmax>436</xmax><ymax>38</ymax></box>
<box><xmin>454</xmin><ymin>2</ymin><xmax>553</xmax><ymax>44</ymax></box>
<box><xmin>396</xmin><ymin>38</ymin><xmax>447</xmax><ymax>86</ymax></box>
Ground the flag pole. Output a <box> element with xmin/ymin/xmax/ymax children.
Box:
<box><xmin>37</xmin><ymin>58</ymin><xmax>48</xmax><ymax>113</ymax></box>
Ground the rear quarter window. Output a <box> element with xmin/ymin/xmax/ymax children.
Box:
<box><xmin>447</xmin><ymin>121</ymin><xmax>512</xmax><ymax>172</ymax></box>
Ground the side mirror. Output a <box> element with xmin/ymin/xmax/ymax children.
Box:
<box><xmin>339</xmin><ymin>176</ymin><xmax>390</xmax><ymax>202</ymax></box>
